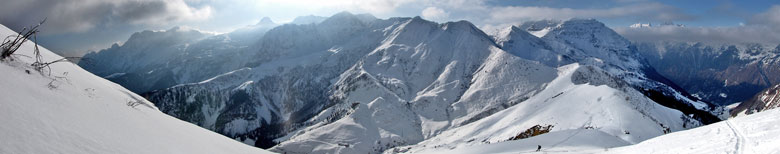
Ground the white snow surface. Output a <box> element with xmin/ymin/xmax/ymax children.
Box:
<box><xmin>407</xmin><ymin>100</ymin><xmax>780</xmax><ymax>154</ymax></box>
<box><xmin>0</xmin><ymin>24</ymin><xmax>272</xmax><ymax>154</ymax></box>
<box><xmin>392</xmin><ymin>63</ymin><xmax>697</xmax><ymax>153</ymax></box>
<box><xmin>607</xmin><ymin>108</ymin><xmax>780</xmax><ymax>154</ymax></box>
<box><xmin>423</xmin><ymin>129</ymin><xmax>630</xmax><ymax>154</ymax></box>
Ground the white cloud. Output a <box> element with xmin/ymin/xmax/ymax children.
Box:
<box><xmin>615</xmin><ymin>26</ymin><xmax>780</xmax><ymax>45</ymax></box>
<box><xmin>486</xmin><ymin>3</ymin><xmax>692</xmax><ymax>24</ymax></box>
<box><xmin>616</xmin><ymin>5</ymin><xmax>780</xmax><ymax>45</ymax></box>
<box><xmin>749</xmin><ymin>5</ymin><xmax>780</xmax><ymax>30</ymax></box>
<box><xmin>421</xmin><ymin>7</ymin><xmax>449</xmax><ymax>21</ymax></box>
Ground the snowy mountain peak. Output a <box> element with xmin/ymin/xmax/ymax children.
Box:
<box><xmin>354</xmin><ymin>13</ymin><xmax>379</xmax><ymax>23</ymax></box>
<box><xmin>493</xmin><ymin>26</ymin><xmax>554</xmax><ymax>66</ymax></box>
<box><xmin>518</xmin><ymin>19</ymin><xmax>561</xmax><ymax>30</ymax></box>
<box><xmin>517</xmin><ymin>19</ymin><xmax>562</xmax><ymax>37</ymax></box>
<box><xmin>543</xmin><ymin>18</ymin><xmax>633</xmax><ymax>60</ymax></box>
<box><xmin>442</xmin><ymin>20</ymin><xmax>490</xmax><ymax>39</ymax></box>
<box><xmin>518</xmin><ymin>18</ymin><xmax>622</xmax><ymax>40</ymax></box>
<box><xmin>550</xmin><ymin>18</ymin><xmax>629</xmax><ymax>45</ymax></box>
<box><xmin>406</xmin><ymin>16</ymin><xmax>434</xmax><ymax>26</ymax></box>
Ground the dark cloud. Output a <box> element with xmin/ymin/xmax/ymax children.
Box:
<box><xmin>0</xmin><ymin>0</ymin><xmax>211</xmax><ymax>35</ymax></box>
<box><xmin>113</xmin><ymin>1</ymin><xmax>171</xmax><ymax>24</ymax></box>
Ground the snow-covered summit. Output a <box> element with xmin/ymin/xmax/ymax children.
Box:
<box><xmin>547</xmin><ymin>19</ymin><xmax>632</xmax><ymax>51</ymax></box>
<box><xmin>514</xmin><ymin>18</ymin><xmax>636</xmax><ymax>67</ymax></box>
<box><xmin>517</xmin><ymin>19</ymin><xmax>561</xmax><ymax>37</ymax></box>
<box><xmin>493</xmin><ymin>26</ymin><xmax>559</xmax><ymax>66</ymax></box>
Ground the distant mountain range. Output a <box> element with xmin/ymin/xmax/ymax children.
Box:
<box><xmin>76</xmin><ymin>12</ymin><xmax>780</xmax><ymax>153</ymax></box>
<box><xmin>634</xmin><ymin>42</ymin><xmax>779</xmax><ymax>105</ymax></box>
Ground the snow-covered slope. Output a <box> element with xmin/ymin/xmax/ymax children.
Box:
<box><xmin>418</xmin><ymin>108</ymin><xmax>780</xmax><ymax>154</ymax></box>
<box><xmin>391</xmin><ymin>64</ymin><xmax>698</xmax><ymax>153</ymax></box>
<box><xmin>607</xmin><ymin>108</ymin><xmax>780</xmax><ymax>154</ymax></box>
<box><xmin>0</xmin><ymin>24</ymin><xmax>272</xmax><ymax>154</ymax></box>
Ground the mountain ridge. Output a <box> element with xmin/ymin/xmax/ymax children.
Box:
<box><xmin>80</xmin><ymin>13</ymin><xmax>721</xmax><ymax>154</ymax></box>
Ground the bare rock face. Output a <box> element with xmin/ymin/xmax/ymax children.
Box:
<box><xmin>731</xmin><ymin>84</ymin><xmax>780</xmax><ymax>117</ymax></box>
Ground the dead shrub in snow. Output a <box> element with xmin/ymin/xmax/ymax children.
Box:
<box><xmin>1</xmin><ymin>19</ymin><xmax>82</xmax><ymax>76</ymax></box>
<box><xmin>0</xmin><ymin>20</ymin><xmax>44</xmax><ymax>59</ymax></box>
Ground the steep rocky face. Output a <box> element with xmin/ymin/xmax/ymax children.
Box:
<box><xmin>731</xmin><ymin>84</ymin><xmax>780</xmax><ymax>116</ymax></box>
<box><xmin>634</xmin><ymin>42</ymin><xmax>780</xmax><ymax>105</ymax></box>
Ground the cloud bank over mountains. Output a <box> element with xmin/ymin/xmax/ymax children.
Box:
<box><xmin>616</xmin><ymin>5</ymin><xmax>780</xmax><ymax>45</ymax></box>
<box><xmin>0</xmin><ymin>0</ymin><xmax>778</xmax><ymax>56</ymax></box>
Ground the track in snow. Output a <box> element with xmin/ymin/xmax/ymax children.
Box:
<box><xmin>725</xmin><ymin>120</ymin><xmax>746</xmax><ymax>154</ymax></box>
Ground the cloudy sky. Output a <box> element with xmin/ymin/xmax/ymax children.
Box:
<box><xmin>0</xmin><ymin>0</ymin><xmax>778</xmax><ymax>56</ymax></box>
